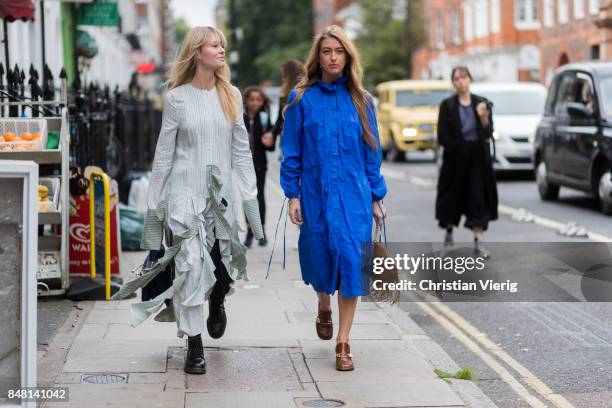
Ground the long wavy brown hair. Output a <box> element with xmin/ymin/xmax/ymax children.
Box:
<box><xmin>285</xmin><ymin>25</ymin><xmax>377</xmax><ymax>149</ymax></box>
<box><xmin>166</xmin><ymin>26</ymin><xmax>239</xmax><ymax>122</ymax></box>
<box><xmin>280</xmin><ymin>59</ymin><xmax>305</xmax><ymax>99</ymax></box>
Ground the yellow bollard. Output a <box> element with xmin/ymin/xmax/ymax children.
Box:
<box><xmin>89</xmin><ymin>171</ymin><xmax>111</xmax><ymax>300</ymax></box>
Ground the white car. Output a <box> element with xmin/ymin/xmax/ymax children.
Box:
<box><xmin>471</xmin><ymin>82</ymin><xmax>547</xmax><ymax>171</ymax></box>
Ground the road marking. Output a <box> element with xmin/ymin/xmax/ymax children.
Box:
<box><xmin>385</xmin><ymin>168</ymin><xmax>612</xmax><ymax>242</ymax></box>
<box><xmin>497</xmin><ymin>204</ymin><xmax>612</xmax><ymax>242</ymax></box>
<box><xmin>428</xmin><ymin>301</ymin><xmax>576</xmax><ymax>408</ymax></box>
<box><xmin>415</xmin><ymin>301</ymin><xmax>549</xmax><ymax>408</ymax></box>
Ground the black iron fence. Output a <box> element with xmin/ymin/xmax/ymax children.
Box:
<box><xmin>0</xmin><ymin>63</ymin><xmax>162</xmax><ymax>183</ymax></box>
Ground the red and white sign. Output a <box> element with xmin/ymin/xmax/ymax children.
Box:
<box><xmin>69</xmin><ymin>190</ymin><xmax>120</xmax><ymax>275</ymax></box>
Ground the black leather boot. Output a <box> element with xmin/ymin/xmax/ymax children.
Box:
<box><xmin>184</xmin><ymin>334</ymin><xmax>206</xmax><ymax>374</ymax></box>
<box><xmin>207</xmin><ymin>282</ymin><xmax>229</xmax><ymax>339</ymax></box>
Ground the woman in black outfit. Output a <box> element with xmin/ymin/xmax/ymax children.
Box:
<box><xmin>272</xmin><ymin>59</ymin><xmax>305</xmax><ymax>149</ymax></box>
<box><xmin>243</xmin><ymin>86</ymin><xmax>275</xmax><ymax>247</ymax></box>
<box><xmin>436</xmin><ymin>66</ymin><xmax>498</xmax><ymax>252</ymax></box>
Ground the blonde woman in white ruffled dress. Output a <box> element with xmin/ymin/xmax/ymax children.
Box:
<box><xmin>113</xmin><ymin>26</ymin><xmax>263</xmax><ymax>375</ymax></box>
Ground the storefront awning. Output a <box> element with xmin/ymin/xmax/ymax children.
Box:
<box><xmin>0</xmin><ymin>0</ymin><xmax>35</xmax><ymax>22</ymax></box>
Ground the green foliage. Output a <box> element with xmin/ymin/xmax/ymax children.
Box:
<box><xmin>230</xmin><ymin>0</ymin><xmax>313</xmax><ymax>87</ymax></box>
<box><xmin>174</xmin><ymin>17</ymin><xmax>190</xmax><ymax>47</ymax></box>
<box><xmin>356</xmin><ymin>0</ymin><xmax>425</xmax><ymax>90</ymax></box>
<box><xmin>434</xmin><ymin>368</ymin><xmax>475</xmax><ymax>381</ymax></box>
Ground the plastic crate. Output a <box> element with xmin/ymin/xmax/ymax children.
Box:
<box><xmin>0</xmin><ymin>118</ymin><xmax>48</xmax><ymax>152</ymax></box>
<box><xmin>38</xmin><ymin>177</ymin><xmax>60</xmax><ymax>212</ymax></box>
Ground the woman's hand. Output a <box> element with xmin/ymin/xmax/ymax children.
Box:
<box><xmin>373</xmin><ymin>201</ymin><xmax>388</xmax><ymax>226</ymax></box>
<box><xmin>476</xmin><ymin>102</ymin><xmax>490</xmax><ymax>128</ymax></box>
<box><xmin>288</xmin><ymin>198</ymin><xmax>303</xmax><ymax>225</ymax></box>
<box><xmin>262</xmin><ymin>132</ymin><xmax>274</xmax><ymax>147</ymax></box>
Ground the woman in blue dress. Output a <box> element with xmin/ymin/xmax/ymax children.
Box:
<box><xmin>280</xmin><ymin>25</ymin><xmax>387</xmax><ymax>371</ymax></box>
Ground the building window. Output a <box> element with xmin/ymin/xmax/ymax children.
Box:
<box><xmin>589</xmin><ymin>0</ymin><xmax>600</xmax><ymax>15</ymax></box>
<box><xmin>435</xmin><ymin>14</ymin><xmax>444</xmax><ymax>49</ymax></box>
<box><xmin>464</xmin><ymin>3</ymin><xmax>473</xmax><ymax>41</ymax></box>
<box><xmin>451</xmin><ymin>9</ymin><xmax>461</xmax><ymax>44</ymax></box>
<box><xmin>544</xmin><ymin>0</ymin><xmax>554</xmax><ymax>26</ymax></box>
<box><xmin>591</xmin><ymin>44</ymin><xmax>600</xmax><ymax>60</ymax></box>
<box><xmin>558</xmin><ymin>0</ymin><xmax>569</xmax><ymax>23</ymax></box>
<box><xmin>574</xmin><ymin>0</ymin><xmax>585</xmax><ymax>19</ymax></box>
<box><xmin>491</xmin><ymin>0</ymin><xmax>500</xmax><ymax>33</ymax></box>
<box><xmin>516</xmin><ymin>0</ymin><xmax>540</xmax><ymax>29</ymax></box>
<box><xmin>474</xmin><ymin>0</ymin><xmax>489</xmax><ymax>38</ymax></box>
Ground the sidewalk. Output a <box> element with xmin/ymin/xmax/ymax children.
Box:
<box><xmin>41</xmin><ymin>173</ymin><xmax>496</xmax><ymax>408</ymax></box>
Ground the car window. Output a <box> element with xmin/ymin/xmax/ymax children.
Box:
<box><xmin>395</xmin><ymin>90</ymin><xmax>450</xmax><ymax>107</ymax></box>
<box><xmin>553</xmin><ymin>73</ymin><xmax>577</xmax><ymax>118</ymax></box>
<box><xmin>598</xmin><ymin>76</ymin><xmax>612</xmax><ymax>118</ymax></box>
<box><xmin>575</xmin><ymin>75</ymin><xmax>596</xmax><ymax>112</ymax></box>
<box><xmin>473</xmin><ymin>90</ymin><xmax>546</xmax><ymax>115</ymax></box>
<box><xmin>544</xmin><ymin>77</ymin><xmax>558</xmax><ymax>115</ymax></box>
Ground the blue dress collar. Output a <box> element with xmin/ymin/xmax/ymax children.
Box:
<box><xmin>316</xmin><ymin>76</ymin><xmax>347</xmax><ymax>92</ymax></box>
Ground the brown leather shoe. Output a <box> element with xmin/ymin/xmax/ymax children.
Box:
<box><xmin>316</xmin><ymin>304</ymin><xmax>333</xmax><ymax>340</ymax></box>
<box><xmin>335</xmin><ymin>342</ymin><xmax>354</xmax><ymax>371</ymax></box>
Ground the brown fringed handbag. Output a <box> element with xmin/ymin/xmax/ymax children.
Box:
<box><xmin>369</xmin><ymin>203</ymin><xmax>400</xmax><ymax>304</ymax></box>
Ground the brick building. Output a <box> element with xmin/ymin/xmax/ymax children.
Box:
<box><xmin>539</xmin><ymin>0</ymin><xmax>604</xmax><ymax>84</ymax></box>
<box><xmin>412</xmin><ymin>0</ymin><xmax>541</xmax><ymax>82</ymax></box>
<box><xmin>413</xmin><ymin>0</ymin><xmax>612</xmax><ymax>85</ymax></box>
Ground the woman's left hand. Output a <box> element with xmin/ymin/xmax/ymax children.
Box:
<box><xmin>476</xmin><ymin>102</ymin><xmax>489</xmax><ymax>119</ymax></box>
<box><xmin>373</xmin><ymin>201</ymin><xmax>388</xmax><ymax>226</ymax></box>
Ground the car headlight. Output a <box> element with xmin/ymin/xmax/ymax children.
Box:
<box><xmin>402</xmin><ymin>127</ymin><xmax>418</xmax><ymax>137</ymax></box>
<box><xmin>492</xmin><ymin>131</ymin><xmax>504</xmax><ymax>141</ymax></box>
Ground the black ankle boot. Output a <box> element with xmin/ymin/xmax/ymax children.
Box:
<box><xmin>184</xmin><ymin>334</ymin><xmax>206</xmax><ymax>374</ymax></box>
<box><xmin>244</xmin><ymin>228</ymin><xmax>253</xmax><ymax>248</ymax></box>
<box><xmin>207</xmin><ymin>283</ymin><xmax>229</xmax><ymax>339</ymax></box>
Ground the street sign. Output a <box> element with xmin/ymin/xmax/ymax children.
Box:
<box><xmin>77</xmin><ymin>2</ymin><xmax>118</xmax><ymax>27</ymax></box>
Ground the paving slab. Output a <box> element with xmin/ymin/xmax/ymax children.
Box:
<box><xmin>43</xmin><ymin>383</ymin><xmax>183</xmax><ymax>408</ymax></box>
<box><xmin>300</xmin><ymin>339</ymin><xmax>415</xmax><ymax>359</ymax></box>
<box><xmin>104</xmin><ymin>322</ymin><xmax>184</xmax><ymax>343</ymax></box>
<box><xmin>185</xmin><ymin>391</ymin><xmax>301</xmax><ymax>408</ymax></box>
<box><xmin>62</xmin><ymin>339</ymin><xmax>168</xmax><ymax>373</ymax></box>
<box><xmin>288</xmin><ymin>322</ymin><xmax>402</xmax><ymax>340</ymax></box>
<box><xmin>305</xmin><ymin>344</ymin><xmax>436</xmax><ymax>382</ymax></box>
<box><xmin>286</xmin><ymin>309</ymin><xmax>388</xmax><ymax>324</ymax></box>
<box><xmin>317</xmin><ymin>381</ymin><xmax>465</xmax><ymax>407</ymax></box>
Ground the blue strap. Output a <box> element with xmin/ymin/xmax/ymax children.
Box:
<box><xmin>266</xmin><ymin>197</ymin><xmax>288</xmax><ymax>279</ymax></box>
<box><xmin>283</xmin><ymin>202</ymin><xmax>288</xmax><ymax>271</ymax></box>
<box><xmin>376</xmin><ymin>201</ymin><xmax>388</xmax><ymax>247</ymax></box>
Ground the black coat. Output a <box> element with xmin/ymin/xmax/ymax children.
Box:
<box><xmin>244</xmin><ymin>110</ymin><xmax>275</xmax><ymax>171</ymax></box>
<box><xmin>435</xmin><ymin>93</ymin><xmax>498</xmax><ymax>227</ymax></box>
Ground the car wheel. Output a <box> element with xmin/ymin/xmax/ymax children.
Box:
<box><xmin>536</xmin><ymin>161</ymin><xmax>559</xmax><ymax>201</ymax></box>
<box><xmin>389</xmin><ymin>134</ymin><xmax>405</xmax><ymax>162</ymax></box>
<box><xmin>598</xmin><ymin>170</ymin><xmax>612</xmax><ymax>215</ymax></box>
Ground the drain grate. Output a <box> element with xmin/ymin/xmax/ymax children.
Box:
<box><xmin>302</xmin><ymin>399</ymin><xmax>345</xmax><ymax>408</ymax></box>
<box><xmin>80</xmin><ymin>373</ymin><xmax>129</xmax><ymax>384</ymax></box>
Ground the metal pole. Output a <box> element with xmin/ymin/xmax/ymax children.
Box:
<box><xmin>40</xmin><ymin>1</ymin><xmax>46</xmax><ymax>72</ymax></box>
<box><xmin>229</xmin><ymin>0</ymin><xmax>237</xmax><ymax>83</ymax></box>
<box><xmin>3</xmin><ymin>20</ymin><xmax>9</xmax><ymax>69</ymax></box>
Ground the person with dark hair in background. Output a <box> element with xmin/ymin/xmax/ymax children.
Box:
<box><xmin>436</xmin><ymin>65</ymin><xmax>498</xmax><ymax>253</ymax></box>
<box><xmin>243</xmin><ymin>86</ymin><xmax>275</xmax><ymax>247</ymax></box>
<box><xmin>272</xmin><ymin>59</ymin><xmax>305</xmax><ymax>152</ymax></box>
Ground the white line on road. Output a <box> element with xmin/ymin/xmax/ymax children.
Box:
<box><xmin>497</xmin><ymin>204</ymin><xmax>612</xmax><ymax>242</ymax></box>
<box><xmin>383</xmin><ymin>167</ymin><xmax>612</xmax><ymax>242</ymax></box>
<box><xmin>428</xmin><ymin>301</ymin><xmax>576</xmax><ymax>408</ymax></box>
<box><xmin>415</xmin><ymin>301</ymin><xmax>550</xmax><ymax>408</ymax></box>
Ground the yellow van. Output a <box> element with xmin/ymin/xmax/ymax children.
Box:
<box><xmin>376</xmin><ymin>80</ymin><xmax>451</xmax><ymax>161</ymax></box>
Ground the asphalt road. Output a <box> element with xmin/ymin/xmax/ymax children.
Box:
<box><xmin>381</xmin><ymin>154</ymin><xmax>612</xmax><ymax>408</ymax></box>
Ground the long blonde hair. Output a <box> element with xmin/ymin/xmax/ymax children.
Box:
<box><xmin>286</xmin><ymin>25</ymin><xmax>377</xmax><ymax>149</ymax></box>
<box><xmin>167</xmin><ymin>26</ymin><xmax>239</xmax><ymax>122</ymax></box>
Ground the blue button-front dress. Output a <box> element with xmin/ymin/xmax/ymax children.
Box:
<box><xmin>280</xmin><ymin>76</ymin><xmax>387</xmax><ymax>297</ymax></box>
